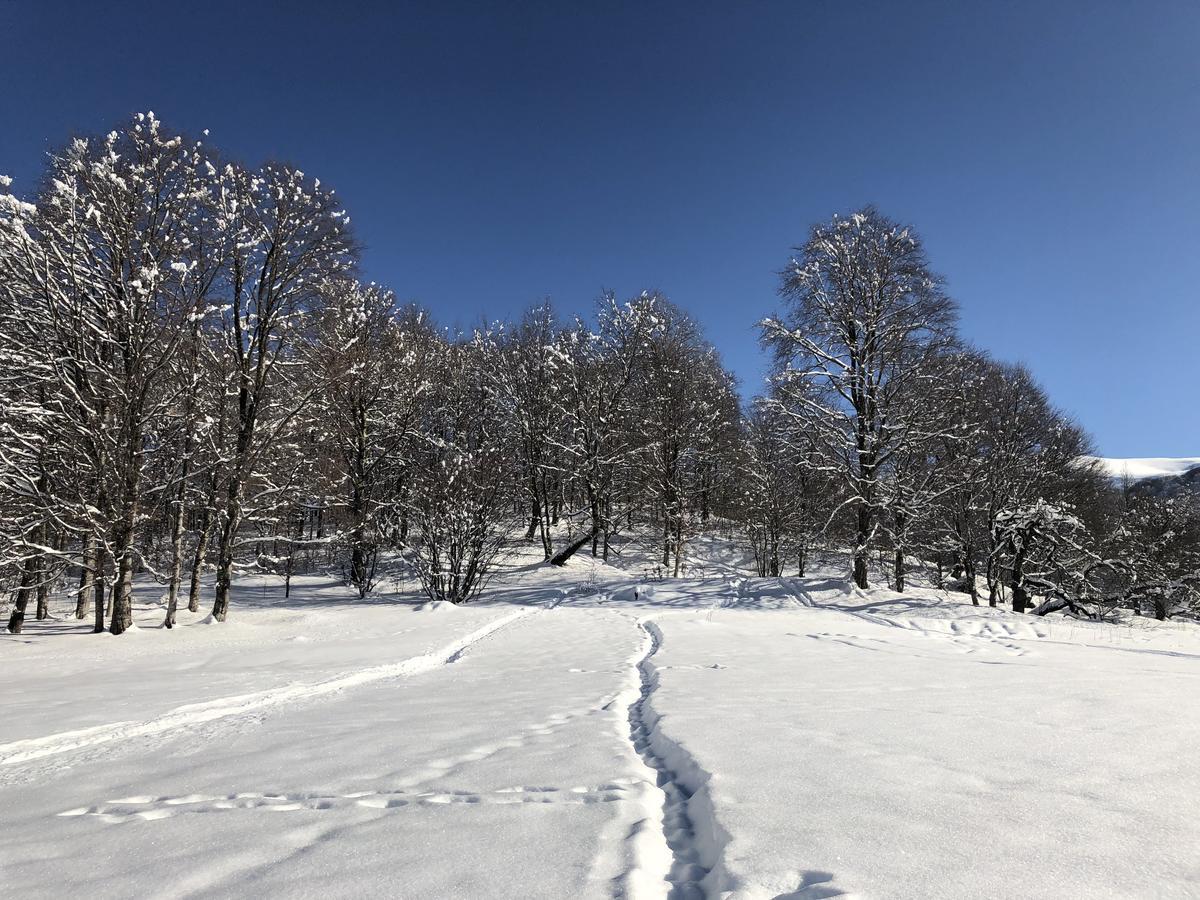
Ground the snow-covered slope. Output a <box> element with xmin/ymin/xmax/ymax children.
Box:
<box><xmin>2</xmin><ymin>554</ymin><xmax>1198</xmax><ymax>898</ymax></box>
<box><xmin>1082</xmin><ymin>455</ymin><xmax>1200</xmax><ymax>482</ymax></box>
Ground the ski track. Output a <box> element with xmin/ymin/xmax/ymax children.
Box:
<box><xmin>624</xmin><ymin>617</ymin><xmax>724</xmax><ymax>900</ymax></box>
<box><xmin>0</xmin><ymin>607</ymin><xmax>534</xmax><ymax>778</ymax></box>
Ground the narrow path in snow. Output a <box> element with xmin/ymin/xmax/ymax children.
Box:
<box><xmin>0</xmin><ymin>608</ymin><xmax>534</xmax><ymax>773</ymax></box>
<box><xmin>627</xmin><ymin>618</ymin><xmax>714</xmax><ymax>899</ymax></box>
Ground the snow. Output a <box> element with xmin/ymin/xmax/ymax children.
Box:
<box><xmin>639</xmin><ymin>579</ymin><xmax>1200</xmax><ymax>898</ymax></box>
<box><xmin>2</xmin><ymin>550</ymin><xmax>1198</xmax><ymax>898</ymax></box>
<box><xmin>1082</xmin><ymin>455</ymin><xmax>1200</xmax><ymax>482</ymax></box>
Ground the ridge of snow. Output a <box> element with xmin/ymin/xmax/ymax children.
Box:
<box><xmin>0</xmin><ymin>607</ymin><xmax>532</xmax><ymax>768</ymax></box>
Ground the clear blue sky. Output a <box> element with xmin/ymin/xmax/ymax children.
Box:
<box><xmin>4</xmin><ymin>1</ymin><xmax>1197</xmax><ymax>456</ymax></box>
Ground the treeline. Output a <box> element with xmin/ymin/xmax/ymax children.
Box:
<box><xmin>0</xmin><ymin>114</ymin><xmax>1196</xmax><ymax>634</ymax></box>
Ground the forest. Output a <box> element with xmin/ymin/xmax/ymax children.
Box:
<box><xmin>2</xmin><ymin>112</ymin><xmax>1198</xmax><ymax>635</ymax></box>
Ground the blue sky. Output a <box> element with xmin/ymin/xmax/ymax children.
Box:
<box><xmin>4</xmin><ymin>1</ymin><xmax>1197</xmax><ymax>456</ymax></box>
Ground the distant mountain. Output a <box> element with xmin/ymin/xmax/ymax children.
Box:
<box><xmin>1082</xmin><ymin>456</ymin><xmax>1200</xmax><ymax>499</ymax></box>
<box><xmin>1082</xmin><ymin>457</ymin><xmax>1200</xmax><ymax>483</ymax></box>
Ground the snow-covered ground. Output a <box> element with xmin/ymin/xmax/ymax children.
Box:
<box><xmin>1082</xmin><ymin>455</ymin><xmax>1200</xmax><ymax>482</ymax></box>
<box><xmin>3</xmin><ymin>545</ymin><xmax>1199</xmax><ymax>899</ymax></box>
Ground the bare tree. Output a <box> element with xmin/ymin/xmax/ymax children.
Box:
<box><xmin>764</xmin><ymin>207</ymin><xmax>958</xmax><ymax>588</ymax></box>
<box><xmin>406</xmin><ymin>335</ymin><xmax>517</xmax><ymax>603</ymax></box>
<box><xmin>207</xmin><ymin>162</ymin><xmax>356</xmax><ymax>622</ymax></box>
<box><xmin>484</xmin><ymin>303</ymin><xmax>564</xmax><ymax>560</ymax></box>
<box><xmin>636</xmin><ymin>297</ymin><xmax>741</xmax><ymax>576</ymax></box>
<box><xmin>740</xmin><ymin>403</ymin><xmax>822</xmax><ymax>577</ymax></box>
<box><xmin>1</xmin><ymin>114</ymin><xmax>216</xmax><ymax>633</ymax></box>
<box><xmin>307</xmin><ymin>280</ymin><xmax>436</xmax><ymax>596</ymax></box>
<box><xmin>547</xmin><ymin>293</ymin><xmax>659</xmax><ymax>563</ymax></box>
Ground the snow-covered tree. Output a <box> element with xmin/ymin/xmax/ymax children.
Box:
<box><xmin>1</xmin><ymin>114</ymin><xmax>218</xmax><ymax>633</ymax></box>
<box><xmin>992</xmin><ymin>500</ymin><xmax>1089</xmax><ymax>614</ymax></box>
<box><xmin>547</xmin><ymin>293</ymin><xmax>660</xmax><ymax>563</ymax></box>
<box><xmin>207</xmin><ymin>161</ymin><xmax>356</xmax><ymax>621</ymax></box>
<box><xmin>1103</xmin><ymin>495</ymin><xmax>1200</xmax><ymax>620</ymax></box>
<box><xmin>635</xmin><ymin>296</ymin><xmax>741</xmax><ymax>576</ymax></box>
<box><xmin>306</xmin><ymin>280</ymin><xmax>437</xmax><ymax>596</ymax></box>
<box><xmin>739</xmin><ymin>403</ymin><xmax>823</xmax><ymax>577</ymax></box>
<box><xmin>483</xmin><ymin>303</ymin><xmax>565</xmax><ymax>560</ymax></box>
<box><xmin>406</xmin><ymin>335</ymin><xmax>518</xmax><ymax>603</ymax></box>
<box><xmin>763</xmin><ymin>207</ymin><xmax>959</xmax><ymax>588</ymax></box>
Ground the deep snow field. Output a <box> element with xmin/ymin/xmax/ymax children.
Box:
<box><xmin>2</xmin><ymin>538</ymin><xmax>1199</xmax><ymax>899</ymax></box>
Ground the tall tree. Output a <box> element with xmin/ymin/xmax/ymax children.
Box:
<box><xmin>307</xmin><ymin>280</ymin><xmax>436</xmax><ymax>596</ymax></box>
<box><xmin>406</xmin><ymin>333</ymin><xmax>516</xmax><ymax>603</ymax></box>
<box><xmin>764</xmin><ymin>207</ymin><xmax>958</xmax><ymax>588</ymax></box>
<box><xmin>547</xmin><ymin>293</ymin><xmax>659</xmax><ymax>563</ymax></box>
<box><xmin>637</xmin><ymin>298</ymin><xmax>740</xmax><ymax>576</ymax></box>
<box><xmin>1</xmin><ymin>114</ymin><xmax>216</xmax><ymax>633</ymax></box>
<box><xmin>208</xmin><ymin>162</ymin><xmax>356</xmax><ymax>621</ymax></box>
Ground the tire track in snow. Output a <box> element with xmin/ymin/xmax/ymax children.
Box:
<box><xmin>621</xmin><ymin>617</ymin><xmax>724</xmax><ymax>899</ymax></box>
<box><xmin>0</xmin><ymin>608</ymin><xmax>534</xmax><ymax>772</ymax></box>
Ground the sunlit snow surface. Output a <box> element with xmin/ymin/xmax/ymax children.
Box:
<box><xmin>2</xmin><ymin>545</ymin><xmax>1198</xmax><ymax>899</ymax></box>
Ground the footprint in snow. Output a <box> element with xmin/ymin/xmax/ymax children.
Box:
<box><xmin>59</xmin><ymin>781</ymin><xmax>649</xmax><ymax>823</ymax></box>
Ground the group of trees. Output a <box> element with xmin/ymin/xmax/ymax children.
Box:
<box><xmin>0</xmin><ymin>112</ymin><xmax>746</xmax><ymax>631</ymax></box>
<box><xmin>759</xmin><ymin>208</ymin><xmax>1200</xmax><ymax>619</ymax></box>
<box><xmin>1</xmin><ymin>115</ymin><xmax>1196</xmax><ymax>635</ymax></box>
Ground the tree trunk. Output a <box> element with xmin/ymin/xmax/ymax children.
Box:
<box><xmin>212</xmin><ymin>498</ymin><xmax>241</xmax><ymax>622</ymax></box>
<box><xmin>35</xmin><ymin>572</ymin><xmax>50</xmax><ymax>620</ymax></box>
<box><xmin>5</xmin><ymin>555</ymin><xmax>38</xmax><ymax>634</ymax></box>
<box><xmin>349</xmin><ymin>481</ymin><xmax>370</xmax><ymax>598</ymax></box>
<box><xmin>163</xmin><ymin>503</ymin><xmax>188</xmax><ymax>629</ymax></box>
<box><xmin>853</xmin><ymin>503</ymin><xmax>870</xmax><ymax>588</ymax></box>
<box><xmin>93</xmin><ymin>544</ymin><xmax>107</xmax><ymax>634</ymax></box>
<box><xmin>111</xmin><ymin>535</ymin><xmax>136</xmax><ymax>635</ymax></box>
<box><xmin>672</xmin><ymin>516</ymin><xmax>683</xmax><ymax>578</ymax></box>
<box><xmin>985</xmin><ymin>555</ymin><xmax>999</xmax><ymax>607</ymax></box>
<box><xmin>350</xmin><ymin>538</ymin><xmax>367</xmax><ymax>597</ymax></box>
<box><xmin>1032</xmin><ymin>596</ymin><xmax>1091</xmax><ymax>618</ymax></box>
<box><xmin>109</xmin><ymin>500</ymin><xmax>139</xmax><ymax>635</ymax></box>
<box><xmin>662</xmin><ymin>516</ymin><xmax>671</xmax><ymax>570</ymax></box>
<box><xmin>892</xmin><ymin>509</ymin><xmax>907</xmax><ymax>593</ymax></box>
<box><xmin>188</xmin><ymin>503</ymin><xmax>212</xmax><ymax>613</ymax></box>
<box><xmin>211</xmin><ymin>456</ymin><xmax>248</xmax><ymax>622</ymax></box>
<box><xmin>549</xmin><ymin>526</ymin><xmax>597</xmax><ymax>567</ymax></box>
<box><xmin>76</xmin><ymin>534</ymin><xmax>96</xmax><ymax>619</ymax></box>
<box><xmin>524</xmin><ymin>472</ymin><xmax>540</xmax><ymax>542</ymax></box>
<box><xmin>34</xmin><ymin>523</ymin><xmax>50</xmax><ymax>620</ymax></box>
<box><xmin>285</xmin><ymin>544</ymin><xmax>294</xmax><ymax>598</ymax></box>
<box><xmin>538</xmin><ymin>477</ymin><xmax>554</xmax><ymax>560</ymax></box>
<box><xmin>1010</xmin><ymin>541</ymin><xmax>1029</xmax><ymax>614</ymax></box>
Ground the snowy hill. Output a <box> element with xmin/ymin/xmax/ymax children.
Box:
<box><xmin>1082</xmin><ymin>455</ymin><xmax>1200</xmax><ymax>482</ymax></box>
<box><xmin>2</xmin><ymin>544</ymin><xmax>1199</xmax><ymax>898</ymax></box>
